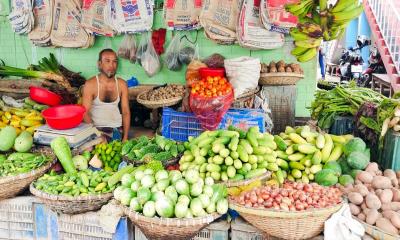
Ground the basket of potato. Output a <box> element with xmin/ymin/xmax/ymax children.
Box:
<box><xmin>342</xmin><ymin>162</ymin><xmax>400</xmax><ymax>239</ymax></box>
<box><xmin>259</xmin><ymin>61</ymin><xmax>304</xmax><ymax>86</ymax></box>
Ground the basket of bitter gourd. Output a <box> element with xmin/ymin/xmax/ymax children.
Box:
<box><xmin>178</xmin><ymin>126</ymin><xmax>273</xmax><ymax>188</ymax></box>
<box><xmin>29</xmin><ymin>137</ymin><xmax>119</xmax><ymax>214</ymax></box>
<box><xmin>0</xmin><ymin>126</ymin><xmax>56</xmax><ymax>200</ymax></box>
<box><xmin>121</xmin><ymin>135</ymin><xmax>185</xmax><ymax>168</ymax></box>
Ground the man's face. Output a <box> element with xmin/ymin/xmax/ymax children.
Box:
<box><xmin>98</xmin><ymin>52</ymin><xmax>118</xmax><ymax>78</ymax></box>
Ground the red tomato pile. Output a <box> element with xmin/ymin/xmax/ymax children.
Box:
<box><xmin>191</xmin><ymin>76</ymin><xmax>233</xmax><ymax>98</ymax></box>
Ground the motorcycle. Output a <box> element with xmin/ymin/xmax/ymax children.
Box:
<box><xmin>360</xmin><ymin>45</ymin><xmax>386</xmax><ymax>87</ymax></box>
<box><xmin>339</xmin><ymin>36</ymin><xmax>371</xmax><ymax>85</ymax></box>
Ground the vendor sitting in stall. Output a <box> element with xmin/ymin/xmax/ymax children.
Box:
<box><xmin>82</xmin><ymin>49</ymin><xmax>130</xmax><ymax>142</ymax></box>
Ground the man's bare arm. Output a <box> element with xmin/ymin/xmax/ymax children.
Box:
<box><xmin>120</xmin><ymin>80</ymin><xmax>131</xmax><ymax>141</ymax></box>
<box><xmin>82</xmin><ymin>80</ymin><xmax>94</xmax><ymax>124</ymax></box>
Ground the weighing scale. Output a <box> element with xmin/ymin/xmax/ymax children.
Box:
<box><xmin>33</xmin><ymin>123</ymin><xmax>102</xmax><ymax>149</ymax></box>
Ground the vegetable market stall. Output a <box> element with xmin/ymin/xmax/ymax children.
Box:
<box><xmin>0</xmin><ymin>0</ymin><xmax>389</xmax><ymax>239</ymax></box>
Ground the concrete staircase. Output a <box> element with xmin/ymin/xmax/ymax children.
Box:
<box><xmin>363</xmin><ymin>0</ymin><xmax>400</xmax><ymax>92</ymax></box>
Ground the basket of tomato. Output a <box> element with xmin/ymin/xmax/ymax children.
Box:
<box><xmin>189</xmin><ymin>74</ymin><xmax>234</xmax><ymax>130</ymax></box>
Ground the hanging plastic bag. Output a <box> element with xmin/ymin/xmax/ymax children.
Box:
<box><xmin>129</xmin><ymin>35</ymin><xmax>137</xmax><ymax>63</ymax></box>
<box><xmin>189</xmin><ymin>79</ymin><xmax>234</xmax><ymax>130</ymax></box>
<box><xmin>136</xmin><ymin>33</ymin><xmax>149</xmax><ymax>66</ymax></box>
<box><xmin>141</xmin><ymin>33</ymin><xmax>161</xmax><ymax>77</ymax></box>
<box><xmin>178</xmin><ymin>34</ymin><xmax>198</xmax><ymax>65</ymax></box>
<box><xmin>164</xmin><ymin>32</ymin><xmax>182</xmax><ymax>71</ymax></box>
<box><xmin>117</xmin><ymin>35</ymin><xmax>132</xmax><ymax>59</ymax></box>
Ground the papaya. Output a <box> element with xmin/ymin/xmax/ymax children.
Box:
<box><xmin>14</xmin><ymin>131</ymin><xmax>33</xmax><ymax>153</ymax></box>
<box><xmin>323</xmin><ymin>161</ymin><xmax>342</xmax><ymax>176</ymax></box>
<box><xmin>0</xmin><ymin>126</ymin><xmax>17</xmax><ymax>151</ymax></box>
<box><xmin>343</xmin><ymin>138</ymin><xmax>366</xmax><ymax>156</ymax></box>
<box><xmin>315</xmin><ymin>169</ymin><xmax>338</xmax><ymax>186</ymax></box>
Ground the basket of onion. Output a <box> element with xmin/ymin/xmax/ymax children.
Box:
<box><xmin>229</xmin><ymin>181</ymin><xmax>343</xmax><ymax>240</ymax></box>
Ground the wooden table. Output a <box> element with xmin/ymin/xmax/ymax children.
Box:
<box><xmin>371</xmin><ymin>74</ymin><xmax>393</xmax><ymax>97</ymax></box>
<box><xmin>325</xmin><ymin>62</ymin><xmax>340</xmax><ymax>76</ymax></box>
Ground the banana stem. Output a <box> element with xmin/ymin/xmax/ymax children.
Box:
<box><xmin>319</xmin><ymin>0</ymin><xmax>329</xmax><ymax>41</ymax></box>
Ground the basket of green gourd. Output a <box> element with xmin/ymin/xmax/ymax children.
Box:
<box><xmin>0</xmin><ymin>126</ymin><xmax>57</xmax><ymax>200</ymax></box>
<box><xmin>121</xmin><ymin>135</ymin><xmax>185</xmax><ymax>168</ymax></box>
<box><xmin>114</xmin><ymin>165</ymin><xmax>229</xmax><ymax>240</ymax></box>
<box><xmin>29</xmin><ymin>137</ymin><xmax>120</xmax><ymax>214</ymax></box>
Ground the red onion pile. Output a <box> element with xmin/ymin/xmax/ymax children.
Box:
<box><xmin>231</xmin><ymin>181</ymin><xmax>342</xmax><ymax>211</ymax></box>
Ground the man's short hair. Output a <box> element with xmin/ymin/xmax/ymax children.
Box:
<box><xmin>98</xmin><ymin>48</ymin><xmax>116</xmax><ymax>61</ymax></box>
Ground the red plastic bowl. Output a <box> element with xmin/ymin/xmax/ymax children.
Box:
<box><xmin>42</xmin><ymin>105</ymin><xmax>86</xmax><ymax>130</ymax></box>
<box><xmin>29</xmin><ymin>86</ymin><xmax>62</xmax><ymax>106</ymax></box>
<box><xmin>199</xmin><ymin>68</ymin><xmax>225</xmax><ymax>78</ymax></box>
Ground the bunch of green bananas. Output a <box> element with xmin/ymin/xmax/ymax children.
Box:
<box><xmin>286</xmin><ymin>0</ymin><xmax>364</xmax><ymax>62</ymax></box>
<box><xmin>290</xmin><ymin>23</ymin><xmax>323</xmax><ymax>62</ymax></box>
<box><xmin>285</xmin><ymin>0</ymin><xmax>314</xmax><ymax>18</ymax></box>
<box><xmin>326</xmin><ymin>0</ymin><xmax>364</xmax><ymax>39</ymax></box>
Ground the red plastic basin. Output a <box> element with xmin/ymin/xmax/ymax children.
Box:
<box><xmin>42</xmin><ymin>105</ymin><xmax>86</xmax><ymax>130</ymax></box>
<box><xmin>29</xmin><ymin>86</ymin><xmax>62</xmax><ymax>106</ymax></box>
<box><xmin>199</xmin><ymin>68</ymin><xmax>225</xmax><ymax>78</ymax></box>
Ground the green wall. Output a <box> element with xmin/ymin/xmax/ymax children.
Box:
<box><xmin>0</xmin><ymin>2</ymin><xmax>317</xmax><ymax>117</ymax></box>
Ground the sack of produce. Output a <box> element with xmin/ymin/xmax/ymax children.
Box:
<box><xmin>81</xmin><ymin>0</ymin><xmax>114</xmax><ymax>36</ymax></box>
<box><xmin>163</xmin><ymin>0</ymin><xmax>202</xmax><ymax>30</ymax></box>
<box><xmin>104</xmin><ymin>0</ymin><xmax>153</xmax><ymax>33</ymax></box>
<box><xmin>178</xmin><ymin>35</ymin><xmax>198</xmax><ymax>65</ymax></box>
<box><xmin>28</xmin><ymin>0</ymin><xmax>53</xmax><ymax>46</ymax></box>
<box><xmin>189</xmin><ymin>77</ymin><xmax>234</xmax><ymax>130</ymax></box>
<box><xmin>260</xmin><ymin>0</ymin><xmax>298</xmax><ymax>34</ymax></box>
<box><xmin>237</xmin><ymin>0</ymin><xmax>284</xmax><ymax>49</ymax></box>
<box><xmin>164</xmin><ymin>32</ymin><xmax>183</xmax><ymax>71</ymax></box>
<box><xmin>117</xmin><ymin>35</ymin><xmax>137</xmax><ymax>63</ymax></box>
<box><xmin>199</xmin><ymin>0</ymin><xmax>240</xmax><ymax>44</ymax></box>
<box><xmin>8</xmin><ymin>0</ymin><xmax>34</xmax><ymax>35</ymax></box>
<box><xmin>225</xmin><ymin>57</ymin><xmax>260</xmax><ymax>98</ymax></box>
<box><xmin>50</xmin><ymin>0</ymin><xmax>93</xmax><ymax>48</ymax></box>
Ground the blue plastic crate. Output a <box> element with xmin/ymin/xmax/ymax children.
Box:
<box><xmin>162</xmin><ymin>108</ymin><xmax>266</xmax><ymax>142</ymax></box>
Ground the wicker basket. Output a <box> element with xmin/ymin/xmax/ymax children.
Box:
<box><xmin>0</xmin><ymin>147</ymin><xmax>56</xmax><ymax>200</ymax></box>
<box><xmin>122</xmin><ymin>204</ymin><xmax>221</xmax><ymax>240</ymax></box>
<box><xmin>232</xmin><ymin>87</ymin><xmax>260</xmax><ymax>108</ymax></box>
<box><xmin>229</xmin><ymin>202</ymin><xmax>342</xmax><ymax>240</ymax></box>
<box><xmin>259</xmin><ymin>72</ymin><xmax>304</xmax><ymax>86</ymax></box>
<box><xmin>358</xmin><ymin>219</ymin><xmax>399</xmax><ymax>240</ymax></box>
<box><xmin>137</xmin><ymin>91</ymin><xmax>183</xmax><ymax>109</ymax></box>
<box><xmin>219</xmin><ymin>171</ymin><xmax>271</xmax><ymax>188</ymax></box>
<box><xmin>30</xmin><ymin>184</ymin><xmax>113</xmax><ymax>214</ymax></box>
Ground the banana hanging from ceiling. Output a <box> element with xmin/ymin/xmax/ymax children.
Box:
<box><xmin>285</xmin><ymin>0</ymin><xmax>364</xmax><ymax>62</ymax></box>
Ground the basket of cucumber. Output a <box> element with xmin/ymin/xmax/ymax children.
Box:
<box><xmin>29</xmin><ymin>169</ymin><xmax>115</xmax><ymax>214</ymax></box>
<box><xmin>0</xmin><ymin>147</ymin><xmax>56</xmax><ymax>200</ymax></box>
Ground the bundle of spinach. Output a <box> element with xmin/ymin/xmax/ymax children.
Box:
<box><xmin>310</xmin><ymin>85</ymin><xmax>386</xmax><ymax>129</ymax></box>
